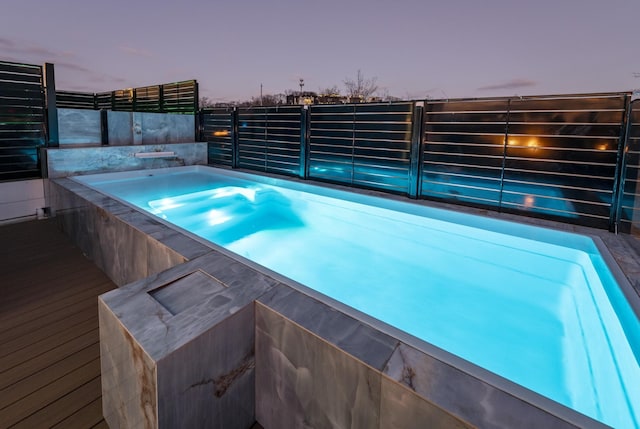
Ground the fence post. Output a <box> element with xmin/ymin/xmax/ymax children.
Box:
<box><xmin>609</xmin><ymin>94</ymin><xmax>634</xmax><ymax>232</ymax></box>
<box><xmin>300</xmin><ymin>105</ymin><xmax>310</xmax><ymax>179</ymax></box>
<box><xmin>498</xmin><ymin>99</ymin><xmax>512</xmax><ymax>211</ymax></box>
<box><xmin>43</xmin><ymin>63</ymin><xmax>58</xmax><ymax>147</ymax></box>
<box><xmin>408</xmin><ymin>101</ymin><xmax>424</xmax><ymax>198</ymax></box>
<box><xmin>193</xmin><ymin>84</ymin><xmax>200</xmax><ymax>142</ymax></box>
<box><xmin>193</xmin><ymin>81</ymin><xmax>199</xmax><ymax>114</ymax></box>
<box><xmin>231</xmin><ymin>108</ymin><xmax>239</xmax><ymax>168</ymax></box>
<box><xmin>132</xmin><ymin>88</ymin><xmax>137</xmax><ymax>112</ymax></box>
<box><xmin>100</xmin><ymin>109</ymin><xmax>109</xmax><ymax>145</ymax></box>
<box><xmin>159</xmin><ymin>85</ymin><xmax>165</xmax><ymax>113</ymax></box>
<box><xmin>195</xmin><ymin>110</ymin><xmax>203</xmax><ymax>142</ymax></box>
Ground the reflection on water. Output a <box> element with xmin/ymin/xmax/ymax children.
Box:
<box><xmin>147</xmin><ymin>185</ymin><xmax>305</xmax><ymax>245</ymax></box>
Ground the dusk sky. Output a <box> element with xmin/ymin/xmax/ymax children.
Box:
<box><xmin>1</xmin><ymin>0</ymin><xmax>638</xmax><ymax>103</ymax></box>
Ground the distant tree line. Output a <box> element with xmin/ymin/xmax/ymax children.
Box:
<box><xmin>200</xmin><ymin>70</ymin><xmax>403</xmax><ymax>108</ymax></box>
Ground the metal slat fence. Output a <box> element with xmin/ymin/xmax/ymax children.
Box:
<box><xmin>203</xmin><ymin>95</ymin><xmax>637</xmax><ymax>231</ymax></box>
<box><xmin>237</xmin><ymin>106</ymin><xmax>303</xmax><ymax>176</ymax></box>
<box><xmin>308</xmin><ymin>102</ymin><xmax>414</xmax><ymax>194</ymax></box>
<box><xmin>619</xmin><ymin>100</ymin><xmax>640</xmax><ymax>234</ymax></box>
<box><xmin>162</xmin><ymin>81</ymin><xmax>199</xmax><ymax>113</ymax></box>
<box><xmin>502</xmin><ymin>95</ymin><xmax>625</xmax><ymax>228</ymax></box>
<box><xmin>202</xmin><ymin>107</ymin><xmax>235</xmax><ymax>166</ymax></box>
<box><xmin>0</xmin><ymin>61</ymin><xmax>45</xmax><ymax>181</ymax></box>
<box><xmin>421</xmin><ymin>94</ymin><xmax>628</xmax><ymax>229</ymax></box>
<box><xmin>2</xmin><ymin>59</ymin><xmax>635</xmax><ymax>231</ymax></box>
<box><xmin>55</xmin><ymin>80</ymin><xmax>198</xmax><ymax>113</ymax></box>
<box><xmin>422</xmin><ymin>99</ymin><xmax>508</xmax><ymax>207</ymax></box>
<box><xmin>56</xmin><ymin>91</ymin><xmax>97</xmax><ymax>109</ymax></box>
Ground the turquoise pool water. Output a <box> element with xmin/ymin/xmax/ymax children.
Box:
<box><xmin>75</xmin><ymin>166</ymin><xmax>640</xmax><ymax>428</ymax></box>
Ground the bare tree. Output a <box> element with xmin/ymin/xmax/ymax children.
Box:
<box><xmin>343</xmin><ymin>70</ymin><xmax>378</xmax><ymax>100</ymax></box>
<box><xmin>235</xmin><ymin>93</ymin><xmax>285</xmax><ymax>107</ymax></box>
<box><xmin>377</xmin><ymin>88</ymin><xmax>403</xmax><ymax>102</ymax></box>
<box><xmin>319</xmin><ymin>85</ymin><xmax>341</xmax><ymax>96</ymax></box>
<box><xmin>199</xmin><ymin>96</ymin><xmax>216</xmax><ymax>108</ymax></box>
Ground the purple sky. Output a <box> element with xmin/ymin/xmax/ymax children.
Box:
<box><xmin>1</xmin><ymin>0</ymin><xmax>638</xmax><ymax>103</ymax></box>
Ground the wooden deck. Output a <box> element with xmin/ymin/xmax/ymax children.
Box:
<box><xmin>0</xmin><ymin>219</ymin><xmax>116</xmax><ymax>428</ymax></box>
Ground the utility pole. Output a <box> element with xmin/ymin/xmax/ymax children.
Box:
<box><xmin>299</xmin><ymin>78</ymin><xmax>304</xmax><ymax>94</ymax></box>
<box><xmin>260</xmin><ymin>84</ymin><xmax>263</xmax><ymax>106</ymax></box>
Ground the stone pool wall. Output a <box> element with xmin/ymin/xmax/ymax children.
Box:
<box><xmin>44</xmin><ymin>142</ymin><xmax>207</xmax><ymax>179</ymax></box>
<box><xmin>57</xmin><ymin>108</ymin><xmax>195</xmax><ymax>146</ymax></box>
<box><xmin>48</xmin><ymin>178</ymin><xmax>212</xmax><ymax>285</ymax></box>
<box><xmin>49</xmin><ymin>177</ymin><xmax>608</xmax><ymax>429</ymax></box>
<box><xmin>99</xmin><ymin>253</ymin><xmax>269</xmax><ymax>428</ymax></box>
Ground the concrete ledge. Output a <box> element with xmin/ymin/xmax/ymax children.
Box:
<box><xmin>44</xmin><ymin>142</ymin><xmax>207</xmax><ymax>178</ymax></box>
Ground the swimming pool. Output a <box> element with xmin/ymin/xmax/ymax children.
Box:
<box><xmin>74</xmin><ymin>165</ymin><xmax>640</xmax><ymax>428</ymax></box>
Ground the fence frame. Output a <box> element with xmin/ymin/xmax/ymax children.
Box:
<box><xmin>0</xmin><ymin>60</ymin><xmax>48</xmax><ymax>180</ymax></box>
<box><xmin>202</xmin><ymin>93</ymin><xmax>638</xmax><ymax>232</ymax></box>
<box><xmin>56</xmin><ymin>80</ymin><xmax>199</xmax><ymax>114</ymax></box>
<box><xmin>3</xmin><ymin>59</ymin><xmax>635</xmax><ymax>232</ymax></box>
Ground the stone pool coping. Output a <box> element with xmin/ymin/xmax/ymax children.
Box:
<box><xmin>48</xmin><ymin>168</ymin><xmax>639</xmax><ymax>428</ymax></box>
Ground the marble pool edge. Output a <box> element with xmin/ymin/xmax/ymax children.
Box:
<box><xmin>47</xmin><ymin>172</ymin><xmax>631</xmax><ymax>429</ymax></box>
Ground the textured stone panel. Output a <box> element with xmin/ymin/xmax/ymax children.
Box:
<box><xmin>156</xmin><ymin>305</ymin><xmax>255</xmax><ymax>428</ymax></box>
<box><xmin>384</xmin><ymin>343</ymin><xmax>592</xmax><ymax>429</ymax></box>
<box><xmin>380</xmin><ymin>375</ymin><xmax>474</xmax><ymax>429</ymax></box>
<box><xmin>99</xmin><ymin>254</ymin><xmax>268</xmax><ymax>429</ymax></box>
<box><xmin>100</xmin><ymin>298</ymin><xmax>157</xmax><ymax>429</ymax></box>
<box><xmin>256</xmin><ymin>303</ymin><xmax>381</xmax><ymax>429</ymax></box>
<box><xmin>108</xmin><ymin>111</ymin><xmax>133</xmax><ymax>145</ymax></box>
<box><xmin>58</xmin><ymin>108</ymin><xmax>101</xmax><ymax>145</ymax></box>
<box><xmin>149</xmin><ymin>270</ymin><xmax>226</xmax><ymax>315</ymax></box>
<box><xmin>139</xmin><ymin>112</ymin><xmax>195</xmax><ymax>144</ymax></box>
<box><xmin>45</xmin><ymin>143</ymin><xmax>206</xmax><ymax>178</ymax></box>
<box><xmin>257</xmin><ymin>284</ymin><xmax>398</xmax><ymax>371</ymax></box>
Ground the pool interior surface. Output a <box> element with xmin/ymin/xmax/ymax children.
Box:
<box><xmin>74</xmin><ymin>166</ymin><xmax>640</xmax><ymax>429</ymax></box>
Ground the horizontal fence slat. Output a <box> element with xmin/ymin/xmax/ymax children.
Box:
<box><xmin>199</xmin><ymin>94</ymin><xmax>635</xmax><ymax>231</ymax></box>
<box><xmin>307</xmin><ymin>102</ymin><xmax>413</xmax><ymax>194</ymax></box>
<box><xmin>0</xmin><ymin>61</ymin><xmax>42</xmax><ymax>76</ymax></box>
<box><xmin>420</xmin><ymin>93</ymin><xmax>628</xmax><ymax>228</ymax></box>
<box><xmin>0</xmin><ymin>60</ymin><xmax>44</xmax><ymax>181</ymax></box>
<box><xmin>233</xmin><ymin>106</ymin><xmax>302</xmax><ymax>175</ymax></box>
<box><xmin>55</xmin><ymin>79</ymin><xmax>197</xmax><ymax>113</ymax></box>
<box><xmin>618</xmin><ymin>99</ymin><xmax>640</xmax><ymax>233</ymax></box>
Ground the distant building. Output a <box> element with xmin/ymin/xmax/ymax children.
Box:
<box><xmin>317</xmin><ymin>93</ymin><xmax>345</xmax><ymax>104</ymax></box>
<box><xmin>286</xmin><ymin>91</ymin><xmax>318</xmax><ymax>105</ymax></box>
<box><xmin>286</xmin><ymin>92</ymin><xmax>383</xmax><ymax>105</ymax></box>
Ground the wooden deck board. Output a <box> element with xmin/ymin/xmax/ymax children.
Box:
<box><xmin>0</xmin><ymin>344</ymin><xmax>100</xmax><ymax>408</ymax></box>
<box><xmin>2</xmin><ymin>270</ymin><xmax>109</xmax><ymax>313</ymax></box>
<box><xmin>0</xmin><ymin>280</ymin><xmax>112</xmax><ymax>332</ymax></box>
<box><xmin>0</xmin><ymin>306</ymin><xmax>97</xmax><ymax>359</ymax></box>
<box><xmin>0</xmin><ymin>294</ymin><xmax>100</xmax><ymax>343</ymax></box>
<box><xmin>1</xmin><ymin>355</ymin><xmax>101</xmax><ymax>426</ymax></box>
<box><xmin>0</xmin><ymin>329</ymin><xmax>99</xmax><ymax>391</ymax></box>
<box><xmin>0</xmin><ymin>314</ymin><xmax>98</xmax><ymax>369</ymax></box>
<box><xmin>0</xmin><ymin>219</ymin><xmax>116</xmax><ymax>428</ymax></box>
<box><xmin>7</xmin><ymin>370</ymin><xmax>102</xmax><ymax>429</ymax></box>
<box><xmin>51</xmin><ymin>396</ymin><xmax>104</xmax><ymax>429</ymax></box>
<box><xmin>90</xmin><ymin>419</ymin><xmax>110</xmax><ymax>429</ymax></box>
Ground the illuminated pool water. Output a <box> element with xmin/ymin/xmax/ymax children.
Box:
<box><xmin>75</xmin><ymin>166</ymin><xmax>640</xmax><ymax>428</ymax></box>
